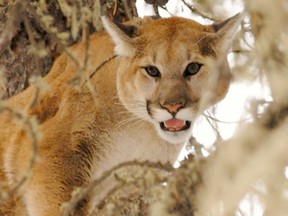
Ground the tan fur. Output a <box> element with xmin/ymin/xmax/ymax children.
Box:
<box><xmin>0</xmin><ymin>15</ymin><xmax>241</xmax><ymax>215</ymax></box>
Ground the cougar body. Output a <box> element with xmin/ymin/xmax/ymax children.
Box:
<box><xmin>0</xmin><ymin>15</ymin><xmax>241</xmax><ymax>215</ymax></box>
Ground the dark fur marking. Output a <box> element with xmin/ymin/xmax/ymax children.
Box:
<box><xmin>212</xmin><ymin>19</ymin><xmax>231</xmax><ymax>32</ymax></box>
<box><xmin>114</xmin><ymin>21</ymin><xmax>138</xmax><ymax>38</ymax></box>
<box><xmin>146</xmin><ymin>100</ymin><xmax>152</xmax><ymax>116</ymax></box>
<box><xmin>61</xmin><ymin>138</ymin><xmax>97</xmax><ymax>188</ymax></box>
<box><xmin>198</xmin><ymin>38</ymin><xmax>216</xmax><ymax>58</ymax></box>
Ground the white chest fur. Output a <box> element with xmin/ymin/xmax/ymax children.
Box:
<box><xmin>92</xmin><ymin>122</ymin><xmax>185</xmax><ymax>179</ymax></box>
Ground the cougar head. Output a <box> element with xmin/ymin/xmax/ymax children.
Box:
<box><xmin>102</xmin><ymin>14</ymin><xmax>242</xmax><ymax>144</ymax></box>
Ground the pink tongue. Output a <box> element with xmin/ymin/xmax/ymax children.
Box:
<box><xmin>164</xmin><ymin>119</ymin><xmax>185</xmax><ymax>131</ymax></box>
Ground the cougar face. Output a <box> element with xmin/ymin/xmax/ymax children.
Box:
<box><xmin>103</xmin><ymin>15</ymin><xmax>241</xmax><ymax>144</ymax></box>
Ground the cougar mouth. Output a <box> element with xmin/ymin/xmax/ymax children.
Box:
<box><xmin>160</xmin><ymin>118</ymin><xmax>191</xmax><ymax>132</ymax></box>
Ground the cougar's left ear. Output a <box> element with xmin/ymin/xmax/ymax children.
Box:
<box><xmin>210</xmin><ymin>13</ymin><xmax>243</xmax><ymax>54</ymax></box>
<box><xmin>102</xmin><ymin>16</ymin><xmax>138</xmax><ymax>57</ymax></box>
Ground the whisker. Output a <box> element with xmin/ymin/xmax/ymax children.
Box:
<box><xmin>115</xmin><ymin>103</ymin><xmax>146</xmax><ymax>108</ymax></box>
<box><xmin>115</xmin><ymin>117</ymin><xmax>137</xmax><ymax>127</ymax></box>
<box><xmin>120</xmin><ymin>100</ymin><xmax>146</xmax><ymax>106</ymax></box>
<box><xmin>192</xmin><ymin>34</ymin><xmax>210</xmax><ymax>48</ymax></box>
<box><xmin>113</xmin><ymin>99</ymin><xmax>146</xmax><ymax>106</ymax></box>
<box><xmin>126</xmin><ymin>118</ymin><xmax>145</xmax><ymax>130</ymax></box>
<box><xmin>115</xmin><ymin>116</ymin><xmax>146</xmax><ymax>129</ymax></box>
<box><xmin>116</xmin><ymin>110</ymin><xmax>147</xmax><ymax>116</ymax></box>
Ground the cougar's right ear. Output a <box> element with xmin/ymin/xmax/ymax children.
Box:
<box><xmin>210</xmin><ymin>13</ymin><xmax>243</xmax><ymax>54</ymax></box>
<box><xmin>101</xmin><ymin>16</ymin><xmax>137</xmax><ymax>57</ymax></box>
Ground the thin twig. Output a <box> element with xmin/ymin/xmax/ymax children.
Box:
<box><xmin>75</xmin><ymin>20</ymin><xmax>91</xmax><ymax>86</ymax></box>
<box><xmin>131</xmin><ymin>0</ymin><xmax>138</xmax><ymax>17</ymax></box>
<box><xmin>0</xmin><ymin>0</ymin><xmax>26</xmax><ymax>53</ymax></box>
<box><xmin>113</xmin><ymin>0</ymin><xmax>118</xmax><ymax>16</ymax></box>
<box><xmin>86</xmin><ymin>55</ymin><xmax>118</xmax><ymax>82</ymax></box>
<box><xmin>189</xmin><ymin>137</ymin><xmax>205</xmax><ymax>158</ymax></box>
<box><xmin>159</xmin><ymin>5</ymin><xmax>173</xmax><ymax>16</ymax></box>
<box><xmin>0</xmin><ymin>105</ymin><xmax>39</xmax><ymax>203</ymax></box>
<box><xmin>180</xmin><ymin>0</ymin><xmax>217</xmax><ymax>21</ymax></box>
<box><xmin>205</xmin><ymin>111</ymin><xmax>223</xmax><ymax>142</ymax></box>
<box><xmin>203</xmin><ymin>111</ymin><xmax>253</xmax><ymax>124</ymax></box>
<box><xmin>26</xmin><ymin>3</ymin><xmax>82</xmax><ymax>74</ymax></box>
<box><xmin>23</xmin><ymin>16</ymin><xmax>44</xmax><ymax>77</ymax></box>
<box><xmin>121</xmin><ymin>0</ymin><xmax>133</xmax><ymax>20</ymax></box>
<box><xmin>231</xmin><ymin>47</ymin><xmax>253</xmax><ymax>53</ymax></box>
<box><xmin>92</xmin><ymin>0</ymin><xmax>102</xmax><ymax>30</ymax></box>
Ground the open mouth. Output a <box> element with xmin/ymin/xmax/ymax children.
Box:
<box><xmin>160</xmin><ymin>118</ymin><xmax>191</xmax><ymax>132</ymax></box>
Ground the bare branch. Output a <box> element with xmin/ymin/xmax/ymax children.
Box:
<box><xmin>180</xmin><ymin>0</ymin><xmax>217</xmax><ymax>21</ymax></box>
<box><xmin>0</xmin><ymin>0</ymin><xmax>25</xmax><ymax>53</ymax></box>
<box><xmin>0</xmin><ymin>105</ymin><xmax>39</xmax><ymax>203</ymax></box>
<box><xmin>62</xmin><ymin>160</ymin><xmax>172</xmax><ymax>216</ymax></box>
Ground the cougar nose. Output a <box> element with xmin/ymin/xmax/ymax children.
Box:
<box><xmin>162</xmin><ymin>102</ymin><xmax>184</xmax><ymax>114</ymax></box>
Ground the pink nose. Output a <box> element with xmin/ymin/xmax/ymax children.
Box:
<box><xmin>162</xmin><ymin>103</ymin><xmax>184</xmax><ymax>114</ymax></box>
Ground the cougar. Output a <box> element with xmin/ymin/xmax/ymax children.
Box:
<box><xmin>0</xmin><ymin>14</ymin><xmax>242</xmax><ymax>215</ymax></box>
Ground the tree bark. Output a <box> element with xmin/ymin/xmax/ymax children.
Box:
<box><xmin>0</xmin><ymin>0</ymin><xmax>137</xmax><ymax>98</ymax></box>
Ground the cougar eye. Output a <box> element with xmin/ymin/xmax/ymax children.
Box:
<box><xmin>184</xmin><ymin>62</ymin><xmax>202</xmax><ymax>77</ymax></box>
<box><xmin>144</xmin><ymin>66</ymin><xmax>161</xmax><ymax>78</ymax></box>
